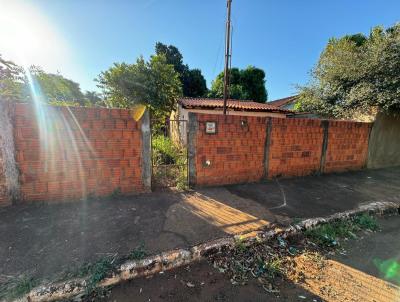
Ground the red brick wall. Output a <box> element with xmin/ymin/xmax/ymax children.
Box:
<box><xmin>14</xmin><ymin>103</ymin><xmax>146</xmax><ymax>202</ymax></box>
<box><xmin>190</xmin><ymin>113</ymin><xmax>372</xmax><ymax>187</ymax></box>
<box><xmin>324</xmin><ymin>120</ymin><xmax>371</xmax><ymax>173</ymax></box>
<box><xmin>268</xmin><ymin>118</ymin><xmax>324</xmax><ymax>177</ymax></box>
<box><xmin>194</xmin><ymin>114</ymin><xmax>267</xmax><ymax>186</ymax></box>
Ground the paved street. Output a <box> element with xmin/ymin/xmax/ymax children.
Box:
<box><xmin>1</xmin><ymin>167</ymin><xmax>400</xmax><ymax>285</ymax></box>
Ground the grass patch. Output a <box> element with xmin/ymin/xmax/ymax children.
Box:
<box><xmin>128</xmin><ymin>243</ymin><xmax>148</xmax><ymax>260</ymax></box>
<box><xmin>354</xmin><ymin>213</ymin><xmax>379</xmax><ymax>231</ymax></box>
<box><xmin>305</xmin><ymin>213</ymin><xmax>379</xmax><ymax>247</ymax></box>
<box><xmin>0</xmin><ymin>275</ymin><xmax>39</xmax><ymax>300</ymax></box>
<box><xmin>81</xmin><ymin>257</ymin><xmax>115</xmax><ymax>293</ymax></box>
<box><xmin>71</xmin><ymin>245</ymin><xmax>148</xmax><ymax>296</ymax></box>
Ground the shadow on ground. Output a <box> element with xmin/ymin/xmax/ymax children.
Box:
<box><xmin>226</xmin><ymin>167</ymin><xmax>400</xmax><ymax>218</ymax></box>
<box><xmin>1</xmin><ymin>167</ymin><xmax>400</xmax><ymax>285</ymax></box>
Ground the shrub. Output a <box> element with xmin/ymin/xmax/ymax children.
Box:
<box><xmin>152</xmin><ymin>135</ymin><xmax>188</xmax><ymax>189</ymax></box>
<box><xmin>152</xmin><ymin>135</ymin><xmax>181</xmax><ymax>165</ymax></box>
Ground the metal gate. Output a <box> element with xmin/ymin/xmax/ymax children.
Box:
<box><xmin>151</xmin><ymin>118</ymin><xmax>188</xmax><ymax>190</ymax></box>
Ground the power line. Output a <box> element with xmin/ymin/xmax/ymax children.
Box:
<box><xmin>223</xmin><ymin>0</ymin><xmax>232</xmax><ymax>115</ymax></box>
<box><xmin>228</xmin><ymin>23</ymin><xmax>233</xmax><ymax>100</ymax></box>
<box><xmin>211</xmin><ymin>22</ymin><xmax>225</xmax><ymax>80</ymax></box>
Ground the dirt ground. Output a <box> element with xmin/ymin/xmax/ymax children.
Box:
<box><xmin>98</xmin><ymin>215</ymin><xmax>400</xmax><ymax>302</ymax></box>
<box><xmin>102</xmin><ymin>261</ymin><xmax>319</xmax><ymax>302</ymax></box>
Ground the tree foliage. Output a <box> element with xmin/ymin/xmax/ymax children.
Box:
<box><xmin>0</xmin><ymin>55</ymin><xmax>25</xmax><ymax>102</ymax></box>
<box><xmin>0</xmin><ymin>54</ymin><xmax>100</xmax><ymax>106</ymax></box>
<box><xmin>155</xmin><ymin>42</ymin><xmax>207</xmax><ymax>97</ymax></box>
<box><xmin>208</xmin><ymin>66</ymin><xmax>268</xmax><ymax>103</ymax></box>
<box><xmin>84</xmin><ymin>91</ymin><xmax>103</xmax><ymax>106</ymax></box>
<box><xmin>28</xmin><ymin>67</ymin><xmax>86</xmax><ymax>105</ymax></box>
<box><xmin>297</xmin><ymin>24</ymin><xmax>400</xmax><ymax>118</ymax></box>
<box><xmin>97</xmin><ymin>54</ymin><xmax>182</xmax><ymax>119</ymax></box>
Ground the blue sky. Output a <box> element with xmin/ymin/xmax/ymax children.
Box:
<box><xmin>1</xmin><ymin>0</ymin><xmax>399</xmax><ymax>100</ymax></box>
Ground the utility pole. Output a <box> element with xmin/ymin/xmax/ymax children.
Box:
<box><xmin>223</xmin><ymin>0</ymin><xmax>232</xmax><ymax>115</ymax></box>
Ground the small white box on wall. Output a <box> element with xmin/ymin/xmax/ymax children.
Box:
<box><xmin>205</xmin><ymin>121</ymin><xmax>217</xmax><ymax>134</ymax></box>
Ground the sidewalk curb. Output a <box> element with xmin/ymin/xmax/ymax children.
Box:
<box><xmin>25</xmin><ymin>200</ymin><xmax>400</xmax><ymax>302</ymax></box>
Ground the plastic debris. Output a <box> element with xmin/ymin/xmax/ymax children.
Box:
<box><xmin>186</xmin><ymin>282</ymin><xmax>195</xmax><ymax>288</ymax></box>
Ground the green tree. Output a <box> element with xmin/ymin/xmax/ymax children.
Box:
<box><xmin>84</xmin><ymin>91</ymin><xmax>103</xmax><ymax>106</ymax></box>
<box><xmin>182</xmin><ymin>68</ymin><xmax>207</xmax><ymax>98</ymax></box>
<box><xmin>0</xmin><ymin>56</ymin><xmax>87</xmax><ymax>106</ymax></box>
<box><xmin>297</xmin><ymin>24</ymin><xmax>400</xmax><ymax>118</ymax></box>
<box><xmin>0</xmin><ymin>55</ymin><xmax>25</xmax><ymax>102</ymax></box>
<box><xmin>97</xmin><ymin>54</ymin><xmax>182</xmax><ymax>119</ymax></box>
<box><xmin>155</xmin><ymin>42</ymin><xmax>208</xmax><ymax>97</ymax></box>
<box><xmin>208</xmin><ymin>66</ymin><xmax>268</xmax><ymax>102</ymax></box>
<box><xmin>155</xmin><ymin>43</ymin><xmax>186</xmax><ymax>75</ymax></box>
<box><xmin>28</xmin><ymin>67</ymin><xmax>86</xmax><ymax>105</ymax></box>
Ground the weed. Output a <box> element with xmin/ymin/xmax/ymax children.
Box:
<box><xmin>73</xmin><ymin>256</ymin><xmax>116</xmax><ymax>295</ymax></box>
<box><xmin>152</xmin><ymin>135</ymin><xmax>188</xmax><ymax>189</ymax></box>
<box><xmin>305</xmin><ymin>220</ymin><xmax>353</xmax><ymax>247</ymax></box>
<box><xmin>292</xmin><ymin>217</ymin><xmax>302</xmax><ymax>225</ymax></box>
<box><xmin>353</xmin><ymin>213</ymin><xmax>379</xmax><ymax>231</ymax></box>
<box><xmin>305</xmin><ymin>214</ymin><xmax>379</xmax><ymax>247</ymax></box>
<box><xmin>128</xmin><ymin>243</ymin><xmax>148</xmax><ymax>260</ymax></box>
<box><xmin>176</xmin><ymin>164</ymin><xmax>188</xmax><ymax>190</ymax></box>
<box><xmin>234</xmin><ymin>237</ymin><xmax>248</xmax><ymax>253</ymax></box>
<box><xmin>110</xmin><ymin>187</ymin><xmax>122</xmax><ymax>199</ymax></box>
<box><xmin>152</xmin><ymin>135</ymin><xmax>180</xmax><ymax>165</ymax></box>
<box><xmin>74</xmin><ymin>263</ymin><xmax>92</xmax><ymax>278</ymax></box>
<box><xmin>0</xmin><ymin>275</ymin><xmax>39</xmax><ymax>300</ymax></box>
<box><xmin>264</xmin><ymin>257</ymin><xmax>284</xmax><ymax>278</ymax></box>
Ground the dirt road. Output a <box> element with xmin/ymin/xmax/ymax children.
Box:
<box><xmin>97</xmin><ymin>215</ymin><xmax>400</xmax><ymax>302</ymax></box>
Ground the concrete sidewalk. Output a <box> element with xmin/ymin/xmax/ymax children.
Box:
<box><xmin>1</xmin><ymin>167</ymin><xmax>400</xmax><ymax>284</ymax></box>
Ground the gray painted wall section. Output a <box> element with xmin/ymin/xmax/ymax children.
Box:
<box><xmin>187</xmin><ymin>112</ymin><xmax>198</xmax><ymax>187</ymax></box>
<box><xmin>263</xmin><ymin>118</ymin><xmax>272</xmax><ymax>179</ymax></box>
<box><xmin>140</xmin><ymin>110</ymin><xmax>152</xmax><ymax>191</ymax></box>
<box><xmin>0</xmin><ymin>101</ymin><xmax>20</xmax><ymax>204</ymax></box>
<box><xmin>368</xmin><ymin>112</ymin><xmax>400</xmax><ymax>169</ymax></box>
<box><xmin>319</xmin><ymin>120</ymin><xmax>329</xmax><ymax>174</ymax></box>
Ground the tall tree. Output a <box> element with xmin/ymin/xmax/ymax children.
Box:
<box><xmin>97</xmin><ymin>54</ymin><xmax>182</xmax><ymax>119</ymax></box>
<box><xmin>208</xmin><ymin>66</ymin><xmax>268</xmax><ymax>103</ymax></box>
<box><xmin>155</xmin><ymin>42</ymin><xmax>208</xmax><ymax>97</ymax></box>
<box><xmin>182</xmin><ymin>69</ymin><xmax>207</xmax><ymax>98</ymax></box>
<box><xmin>297</xmin><ymin>24</ymin><xmax>400</xmax><ymax>118</ymax></box>
<box><xmin>155</xmin><ymin>43</ymin><xmax>186</xmax><ymax>75</ymax></box>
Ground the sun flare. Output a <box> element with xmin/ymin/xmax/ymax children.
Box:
<box><xmin>0</xmin><ymin>0</ymin><xmax>70</xmax><ymax>70</ymax></box>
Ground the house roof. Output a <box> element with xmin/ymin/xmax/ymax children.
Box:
<box><xmin>267</xmin><ymin>95</ymin><xmax>299</xmax><ymax>108</ymax></box>
<box><xmin>179</xmin><ymin>98</ymin><xmax>291</xmax><ymax>113</ymax></box>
